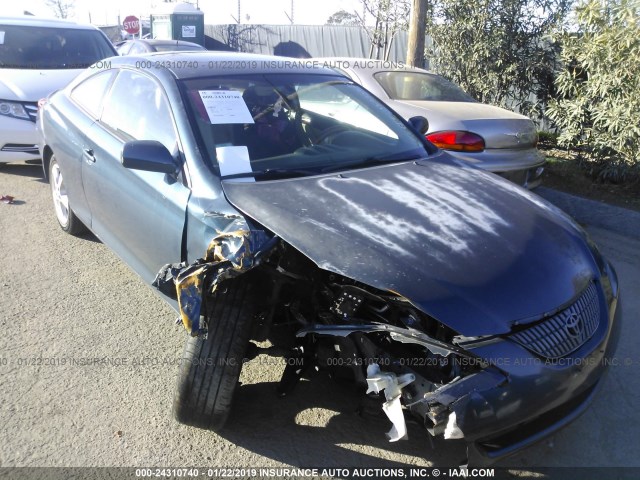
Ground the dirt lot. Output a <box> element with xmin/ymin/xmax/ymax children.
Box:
<box><xmin>1</xmin><ymin>161</ymin><xmax>639</xmax><ymax>471</ymax></box>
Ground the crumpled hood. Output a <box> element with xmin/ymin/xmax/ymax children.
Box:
<box><xmin>0</xmin><ymin>69</ymin><xmax>82</xmax><ymax>101</ymax></box>
<box><xmin>222</xmin><ymin>158</ymin><xmax>598</xmax><ymax>336</ymax></box>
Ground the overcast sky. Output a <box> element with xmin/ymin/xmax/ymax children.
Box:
<box><xmin>2</xmin><ymin>0</ymin><xmax>367</xmax><ymax>26</ymax></box>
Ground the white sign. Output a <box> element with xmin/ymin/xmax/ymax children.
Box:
<box><xmin>198</xmin><ymin>90</ymin><xmax>254</xmax><ymax>124</ymax></box>
<box><xmin>216</xmin><ymin>146</ymin><xmax>254</xmax><ymax>182</ymax></box>
<box><xmin>182</xmin><ymin>25</ymin><xmax>196</xmax><ymax>38</ymax></box>
<box><xmin>0</xmin><ymin>32</ymin><xmax>5</xmax><ymax>45</ymax></box>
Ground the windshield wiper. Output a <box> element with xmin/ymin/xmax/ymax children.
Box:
<box><xmin>220</xmin><ymin>153</ymin><xmax>423</xmax><ymax>180</ymax></box>
<box><xmin>321</xmin><ymin>153</ymin><xmax>422</xmax><ymax>173</ymax></box>
<box><xmin>221</xmin><ymin>168</ymin><xmax>321</xmax><ymax>180</ymax></box>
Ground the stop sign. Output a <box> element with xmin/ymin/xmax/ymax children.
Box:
<box><xmin>123</xmin><ymin>15</ymin><xmax>140</xmax><ymax>35</ymax></box>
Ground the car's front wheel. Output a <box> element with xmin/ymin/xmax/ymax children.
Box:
<box><xmin>173</xmin><ymin>276</ymin><xmax>256</xmax><ymax>431</ymax></box>
<box><xmin>49</xmin><ymin>155</ymin><xmax>86</xmax><ymax>235</ymax></box>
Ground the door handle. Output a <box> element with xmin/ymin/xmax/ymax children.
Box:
<box><xmin>83</xmin><ymin>148</ymin><xmax>96</xmax><ymax>164</ymax></box>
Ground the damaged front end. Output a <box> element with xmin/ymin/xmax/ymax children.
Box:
<box><xmin>153</xmin><ymin>228</ymin><xmax>277</xmax><ymax>335</ymax></box>
<box><xmin>154</xmin><ymin>235</ymin><xmax>509</xmax><ymax>457</ymax></box>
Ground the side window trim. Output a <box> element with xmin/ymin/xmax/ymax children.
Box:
<box><xmin>69</xmin><ymin>69</ymin><xmax>118</xmax><ymax>120</ymax></box>
<box><xmin>98</xmin><ymin>67</ymin><xmax>191</xmax><ymax>188</ymax></box>
<box><xmin>100</xmin><ymin>68</ymin><xmax>175</xmax><ymax>142</ymax></box>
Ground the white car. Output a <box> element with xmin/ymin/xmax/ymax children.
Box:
<box><xmin>0</xmin><ymin>16</ymin><xmax>116</xmax><ymax>164</ymax></box>
<box><xmin>319</xmin><ymin>58</ymin><xmax>546</xmax><ymax>189</ymax></box>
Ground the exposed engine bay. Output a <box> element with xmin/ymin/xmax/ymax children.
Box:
<box><xmin>155</xmin><ymin>235</ymin><xmax>504</xmax><ymax>445</ymax></box>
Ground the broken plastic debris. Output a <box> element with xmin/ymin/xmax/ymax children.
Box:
<box><xmin>444</xmin><ymin>411</ymin><xmax>464</xmax><ymax>439</ymax></box>
<box><xmin>366</xmin><ymin>364</ymin><xmax>415</xmax><ymax>442</ymax></box>
<box><xmin>382</xmin><ymin>395</ymin><xmax>408</xmax><ymax>442</ymax></box>
<box><xmin>153</xmin><ymin>229</ymin><xmax>275</xmax><ymax>336</ymax></box>
<box><xmin>1</xmin><ymin>195</ymin><xmax>15</xmax><ymax>204</ymax></box>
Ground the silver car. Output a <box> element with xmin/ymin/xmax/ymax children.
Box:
<box><xmin>320</xmin><ymin>58</ymin><xmax>545</xmax><ymax>188</ymax></box>
<box><xmin>0</xmin><ymin>16</ymin><xmax>116</xmax><ymax>164</ymax></box>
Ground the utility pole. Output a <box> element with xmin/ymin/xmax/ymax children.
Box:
<box><xmin>406</xmin><ymin>0</ymin><xmax>427</xmax><ymax>67</ymax></box>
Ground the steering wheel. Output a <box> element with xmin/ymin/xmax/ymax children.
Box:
<box><xmin>314</xmin><ymin>125</ymin><xmax>354</xmax><ymax>145</ymax></box>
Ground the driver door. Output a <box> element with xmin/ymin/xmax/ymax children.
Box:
<box><xmin>81</xmin><ymin>69</ymin><xmax>190</xmax><ymax>284</ymax></box>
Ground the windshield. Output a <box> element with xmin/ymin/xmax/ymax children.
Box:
<box><xmin>0</xmin><ymin>25</ymin><xmax>115</xmax><ymax>69</ymax></box>
<box><xmin>375</xmin><ymin>71</ymin><xmax>476</xmax><ymax>102</ymax></box>
<box><xmin>182</xmin><ymin>73</ymin><xmax>431</xmax><ymax>179</ymax></box>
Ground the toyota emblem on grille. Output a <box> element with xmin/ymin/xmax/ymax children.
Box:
<box><xmin>565</xmin><ymin>313</ymin><xmax>584</xmax><ymax>338</ymax></box>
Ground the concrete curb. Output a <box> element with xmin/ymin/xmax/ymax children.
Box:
<box><xmin>536</xmin><ymin>186</ymin><xmax>640</xmax><ymax>239</ymax></box>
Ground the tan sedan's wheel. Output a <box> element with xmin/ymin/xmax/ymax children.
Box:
<box><xmin>49</xmin><ymin>155</ymin><xmax>86</xmax><ymax>235</ymax></box>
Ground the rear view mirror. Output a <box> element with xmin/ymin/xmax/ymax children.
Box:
<box><xmin>408</xmin><ymin>116</ymin><xmax>429</xmax><ymax>135</ymax></box>
<box><xmin>121</xmin><ymin>140</ymin><xmax>177</xmax><ymax>173</ymax></box>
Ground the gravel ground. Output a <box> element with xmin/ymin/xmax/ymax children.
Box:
<box><xmin>1</xmin><ymin>161</ymin><xmax>639</xmax><ymax>472</ymax></box>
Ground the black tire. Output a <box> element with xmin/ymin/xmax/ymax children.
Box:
<box><xmin>49</xmin><ymin>155</ymin><xmax>86</xmax><ymax>235</ymax></box>
<box><xmin>173</xmin><ymin>276</ymin><xmax>256</xmax><ymax>430</ymax></box>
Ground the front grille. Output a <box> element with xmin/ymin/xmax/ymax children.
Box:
<box><xmin>23</xmin><ymin>102</ymin><xmax>38</xmax><ymax>123</ymax></box>
<box><xmin>477</xmin><ymin>382</ymin><xmax>598</xmax><ymax>453</ymax></box>
<box><xmin>1</xmin><ymin>143</ymin><xmax>39</xmax><ymax>154</ymax></box>
<box><xmin>510</xmin><ymin>282</ymin><xmax>600</xmax><ymax>359</ymax></box>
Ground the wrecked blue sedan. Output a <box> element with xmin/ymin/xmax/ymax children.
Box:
<box><xmin>37</xmin><ymin>52</ymin><xmax>621</xmax><ymax>465</ymax></box>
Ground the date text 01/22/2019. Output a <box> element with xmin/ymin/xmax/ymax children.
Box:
<box><xmin>134</xmin><ymin>467</ymin><xmax>496</xmax><ymax>478</ymax></box>
<box><xmin>119</xmin><ymin>59</ymin><xmax>407</xmax><ymax>72</ymax></box>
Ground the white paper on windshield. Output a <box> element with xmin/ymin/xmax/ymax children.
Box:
<box><xmin>0</xmin><ymin>32</ymin><xmax>5</xmax><ymax>45</ymax></box>
<box><xmin>199</xmin><ymin>90</ymin><xmax>254</xmax><ymax>124</ymax></box>
<box><xmin>216</xmin><ymin>146</ymin><xmax>254</xmax><ymax>182</ymax></box>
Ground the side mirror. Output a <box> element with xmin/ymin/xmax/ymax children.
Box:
<box><xmin>408</xmin><ymin>115</ymin><xmax>429</xmax><ymax>135</ymax></box>
<box><xmin>121</xmin><ymin>140</ymin><xmax>177</xmax><ymax>173</ymax></box>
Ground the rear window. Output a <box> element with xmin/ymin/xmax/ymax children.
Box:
<box><xmin>0</xmin><ymin>25</ymin><xmax>116</xmax><ymax>69</ymax></box>
<box><xmin>153</xmin><ymin>44</ymin><xmax>204</xmax><ymax>52</ymax></box>
<box><xmin>374</xmin><ymin>71</ymin><xmax>477</xmax><ymax>102</ymax></box>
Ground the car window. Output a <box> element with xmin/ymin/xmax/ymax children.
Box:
<box><xmin>70</xmin><ymin>70</ymin><xmax>116</xmax><ymax>118</ymax></box>
<box><xmin>182</xmin><ymin>73</ymin><xmax>431</xmax><ymax>178</ymax></box>
<box><xmin>297</xmin><ymin>82</ymin><xmax>397</xmax><ymax>138</ymax></box>
<box><xmin>374</xmin><ymin>71</ymin><xmax>477</xmax><ymax>102</ymax></box>
<box><xmin>116</xmin><ymin>42</ymin><xmax>133</xmax><ymax>55</ymax></box>
<box><xmin>101</xmin><ymin>69</ymin><xmax>177</xmax><ymax>151</ymax></box>
<box><xmin>0</xmin><ymin>25</ymin><xmax>115</xmax><ymax>69</ymax></box>
<box><xmin>128</xmin><ymin>42</ymin><xmax>148</xmax><ymax>54</ymax></box>
<box><xmin>153</xmin><ymin>44</ymin><xmax>205</xmax><ymax>52</ymax></box>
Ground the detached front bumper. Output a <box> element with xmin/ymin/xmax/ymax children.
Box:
<box><xmin>454</xmin><ymin>294</ymin><xmax>622</xmax><ymax>465</ymax></box>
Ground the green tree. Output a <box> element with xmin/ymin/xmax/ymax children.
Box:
<box><xmin>547</xmin><ymin>0</ymin><xmax>640</xmax><ymax>179</ymax></box>
<box><xmin>326</xmin><ymin>10</ymin><xmax>361</xmax><ymax>25</ymax></box>
<box><xmin>427</xmin><ymin>0</ymin><xmax>571</xmax><ymax>118</ymax></box>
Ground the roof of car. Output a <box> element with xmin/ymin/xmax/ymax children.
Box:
<box><xmin>0</xmin><ymin>15</ymin><xmax>102</xmax><ymax>30</ymax></box>
<box><xmin>113</xmin><ymin>51</ymin><xmax>343</xmax><ymax>79</ymax></box>
<box><xmin>126</xmin><ymin>39</ymin><xmax>202</xmax><ymax>47</ymax></box>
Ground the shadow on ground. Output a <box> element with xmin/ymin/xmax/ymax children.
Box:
<box><xmin>0</xmin><ymin>162</ymin><xmax>46</xmax><ymax>182</ymax></box>
<box><xmin>215</xmin><ymin>374</ymin><xmax>467</xmax><ymax>467</ymax></box>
